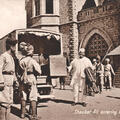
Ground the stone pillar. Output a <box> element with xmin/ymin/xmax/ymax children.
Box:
<box><xmin>32</xmin><ymin>0</ymin><xmax>36</xmax><ymax>17</ymax></box>
<box><xmin>54</xmin><ymin>0</ymin><xmax>59</xmax><ymax>15</ymax></box>
<box><xmin>40</xmin><ymin>0</ymin><xmax>46</xmax><ymax>14</ymax></box>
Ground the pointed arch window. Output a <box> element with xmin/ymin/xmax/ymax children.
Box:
<box><xmin>46</xmin><ymin>0</ymin><xmax>53</xmax><ymax>14</ymax></box>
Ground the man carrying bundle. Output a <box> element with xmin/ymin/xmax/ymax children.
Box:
<box><xmin>68</xmin><ymin>48</ymin><xmax>93</xmax><ymax>107</ymax></box>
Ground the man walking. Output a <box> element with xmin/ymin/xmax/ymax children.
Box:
<box><xmin>68</xmin><ymin>48</ymin><xmax>93</xmax><ymax>107</ymax></box>
<box><xmin>0</xmin><ymin>38</ymin><xmax>17</xmax><ymax>120</ymax></box>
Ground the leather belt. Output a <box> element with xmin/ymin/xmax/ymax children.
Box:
<box><xmin>27</xmin><ymin>72</ymin><xmax>34</xmax><ymax>75</ymax></box>
<box><xmin>2</xmin><ymin>71</ymin><xmax>14</xmax><ymax>75</ymax></box>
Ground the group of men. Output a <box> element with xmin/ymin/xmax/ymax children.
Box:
<box><xmin>0</xmin><ymin>37</ymin><xmax>115</xmax><ymax>119</ymax></box>
<box><xmin>68</xmin><ymin>48</ymin><xmax>115</xmax><ymax>107</ymax></box>
<box><xmin>0</xmin><ymin>38</ymin><xmax>41</xmax><ymax>120</ymax></box>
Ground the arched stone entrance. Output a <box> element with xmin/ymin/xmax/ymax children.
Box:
<box><xmin>86</xmin><ymin>33</ymin><xmax>108</xmax><ymax>59</ymax></box>
<box><xmin>80</xmin><ymin>28</ymin><xmax>113</xmax><ymax>59</ymax></box>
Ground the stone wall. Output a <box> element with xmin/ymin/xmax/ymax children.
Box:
<box><xmin>78</xmin><ymin>2</ymin><xmax>120</xmax><ymax>48</ymax></box>
<box><xmin>77</xmin><ymin>1</ymin><xmax>120</xmax><ymax>87</ymax></box>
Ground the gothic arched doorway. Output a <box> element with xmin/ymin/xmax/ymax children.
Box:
<box><xmin>85</xmin><ymin>33</ymin><xmax>109</xmax><ymax>60</ymax></box>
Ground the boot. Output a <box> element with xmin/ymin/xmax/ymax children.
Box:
<box><xmin>63</xmin><ymin>84</ymin><xmax>65</xmax><ymax>90</ymax></box>
<box><xmin>60</xmin><ymin>84</ymin><xmax>62</xmax><ymax>90</ymax></box>
<box><xmin>21</xmin><ymin>100</ymin><xmax>26</xmax><ymax>119</ymax></box>
<box><xmin>30</xmin><ymin>101</ymin><xmax>37</xmax><ymax>120</ymax></box>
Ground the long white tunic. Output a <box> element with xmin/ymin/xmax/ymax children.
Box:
<box><xmin>69</xmin><ymin>57</ymin><xmax>92</xmax><ymax>86</ymax></box>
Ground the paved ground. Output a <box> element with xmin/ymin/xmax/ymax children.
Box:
<box><xmin>9</xmin><ymin>86</ymin><xmax>120</xmax><ymax>120</ymax></box>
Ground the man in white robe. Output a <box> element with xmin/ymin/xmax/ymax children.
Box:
<box><xmin>68</xmin><ymin>48</ymin><xmax>92</xmax><ymax>106</ymax></box>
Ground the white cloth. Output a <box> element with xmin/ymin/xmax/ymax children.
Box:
<box><xmin>69</xmin><ymin>56</ymin><xmax>92</xmax><ymax>103</ymax></box>
<box><xmin>69</xmin><ymin>57</ymin><xmax>92</xmax><ymax>87</ymax></box>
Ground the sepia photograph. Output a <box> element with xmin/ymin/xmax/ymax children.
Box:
<box><xmin>0</xmin><ymin>0</ymin><xmax>120</xmax><ymax>120</ymax></box>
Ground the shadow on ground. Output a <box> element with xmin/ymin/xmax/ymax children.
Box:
<box><xmin>51</xmin><ymin>99</ymin><xmax>73</xmax><ymax>104</ymax></box>
<box><xmin>106</xmin><ymin>96</ymin><xmax>120</xmax><ymax>99</ymax></box>
<box><xmin>11</xmin><ymin>106</ymin><xmax>21</xmax><ymax>118</ymax></box>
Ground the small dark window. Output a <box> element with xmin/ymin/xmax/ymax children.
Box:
<box><xmin>46</xmin><ymin>0</ymin><xmax>53</xmax><ymax>14</ymax></box>
<box><xmin>35</xmin><ymin>0</ymin><xmax>40</xmax><ymax>16</ymax></box>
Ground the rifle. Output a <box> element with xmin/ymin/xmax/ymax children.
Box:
<box><xmin>101</xmin><ymin>44</ymin><xmax>113</xmax><ymax>63</ymax></box>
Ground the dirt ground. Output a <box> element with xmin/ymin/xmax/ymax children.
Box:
<box><xmin>9</xmin><ymin>86</ymin><xmax>120</xmax><ymax>120</ymax></box>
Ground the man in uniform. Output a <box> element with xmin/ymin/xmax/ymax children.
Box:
<box><xmin>20</xmin><ymin>44</ymin><xmax>41</xmax><ymax>120</ymax></box>
<box><xmin>0</xmin><ymin>38</ymin><xmax>17</xmax><ymax>120</ymax></box>
<box><xmin>104</xmin><ymin>58</ymin><xmax>115</xmax><ymax>89</ymax></box>
<box><xmin>96</xmin><ymin>55</ymin><xmax>104</xmax><ymax>93</ymax></box>
<box><xmin>68</xmin><ymin>48</ymin><xmax>93</xmax><ymax>107</ymax></box>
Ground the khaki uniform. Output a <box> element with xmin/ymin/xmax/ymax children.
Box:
<box><xmin>20</xmin><ymin>56</ymin><xmax>41</xmax><ymax>101</ymax></box>
<box><xmin>104</xmin><ymin>64</ymin><xmax>115</xmax><ymax>88</ymax></box>
<box><xmin>96</xmin><ymin>63</ymin><xmax>104</xmax><ymax>92</ymax></box>
<box><xmin>69</xmin><ymin>57</ymin><xmax>92</xmax><ymax>103</ymax></box>
<box><xmin>0</xmin><ymin>52</ymin><xmax>15</xmax><ymax>105</ymax></box>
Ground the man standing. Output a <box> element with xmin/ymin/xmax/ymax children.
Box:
<box><xmin>104</xmin><ymin>58</ymin><xmax>115</xmax><ymax>89</ymax></box>
<box><xmin>0</xmin><ymin>38</ymin><xmax>17</xmax><ymax>120</ymax></box>
<box><xmin>20</xmin><ymin>44</ymin><xmax>41</xmax><ymax>120</ymax></box>
<box><xmin>68</xmin><ymin>48</ymin><xmax>92</xmax><ymax>107</ymax></box>
<box><xmin>96</xmin><ymin>55</ymin><xmax>104</xmax><ymax>93</ymax></box>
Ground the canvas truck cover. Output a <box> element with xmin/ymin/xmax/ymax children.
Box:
<box><xmin>49</xmin><ymin>55</ymin><xmax>67</xmax><ymax>76</ymax></box>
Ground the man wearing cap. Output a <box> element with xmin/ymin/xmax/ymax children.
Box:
<box><xmin>68</xmin><ymin>48</ymin><xmax>93</xmax><ymax>107</ymax></box>
<box><xmin>19</xmin><ymin>44</ymin><xmax>41</xmax><ymax>119</ymax></box>
<box><xmin>96</xmin><ymin>55</ymin><xmax>104</xmax><ymax>93</ymax></box>
<box><xmin>104</xmin><ymin>58</ymin><xmax>115</xmax><ymax>89</ymax></box>
<box><xmin>0</xmin><ymin>38</ymin><xmax>17</xmax><ymax>119</ymax></box>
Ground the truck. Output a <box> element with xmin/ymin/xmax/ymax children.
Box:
<box><xmin>0</xmin><ymin>28</ymin><xmax>67</xmax><ymax>103</ymax></box>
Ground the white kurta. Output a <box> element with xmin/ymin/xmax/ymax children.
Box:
<box><xmin>69</xmin><ymin>56</ymin><xmax>92</xmax><ymax>103</ymax></box>
<box><xmin>69</xmin><ymin>57</ymin><xmax>92</xmax><ymax>87</ymax></box>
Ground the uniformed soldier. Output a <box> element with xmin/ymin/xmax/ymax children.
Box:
<box><xmin>96</xmin><ymin>55</ymin><xmax>104</xmax><ymax>93</ymax></box>
<box><xmin>104</xmin><ymin>58</ymin><xmax>115</xmax><ymax>89</ymax></box>
<box><xmin>0</xmin><ymin>38</ymin><xmax>17</xmax><ymax>120</ymax></box>
<box><xmin>19</xmin><ymin>44</ymin><xmax>41</xmax><ymax>120</ymax></box>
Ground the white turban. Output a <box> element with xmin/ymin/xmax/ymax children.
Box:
<box><xmin>105</xmin><ymin>58</ymin><xmax>110</xmax><ymax>62</ymax></box>
<box><xmin>79</xmin><ymin>48</ymin><xmax>85</xmax><ymax>53</ymax></box>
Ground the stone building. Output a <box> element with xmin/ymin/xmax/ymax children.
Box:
<box><xmin>25</xmin><ymin>0</ymin><xmax>120</xmax><ymax>87</ymax></box>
